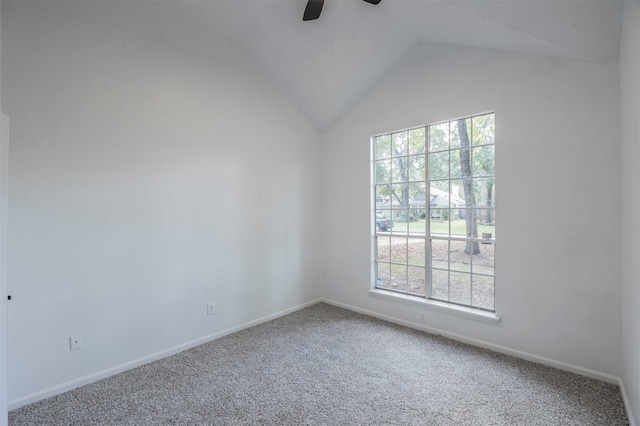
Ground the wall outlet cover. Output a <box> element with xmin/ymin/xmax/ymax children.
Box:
<box><xmin>70</xmin><ymin>335</ymin><xmax>83</xmax><ymax>351</ymax></box>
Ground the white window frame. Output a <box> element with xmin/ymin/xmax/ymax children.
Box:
<box><xmin>370</xmin><ymin>113</ymin><xmax>499</xmax><ymax>323</ymax></box>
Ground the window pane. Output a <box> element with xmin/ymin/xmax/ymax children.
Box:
<box><xmin>449</xmin><ymin>149</ymin><xmax>458</xmax><ymax>179</ymax></box>
<box><xmin>390</xmin><ymin>237</ymin><xmax>407</xmax><ymax>264</ymax></box>
<box><xmin>408</xmin><ymin>266</ymin><xmax>426</xmax><ymax>296</ymax></box>
<box><xmin>391</xmin><ymin>158</ymin><xmax>408</xmax><ymax>183</ymax></box>
<box><xmin>429</xmin><ymin>123</ymin><xmax>449</xmax><ymax>152</ymax></box>
<box><xmin>396</xmin><ymin>212</ymin><xmax>417</xmax><ymax>232</ymax></box>
<box><xmin>376</xmin><ymin>214</ymin><xmax>393</xmax><ymax>233</ymax></box>
<box><xmin>410</xmin><ymin>181</ymin><xmax>427</xmax><ymax>199</ymax></box>
<box><xmin>375</xmin><ymin>160</ymin><xmax>391</xmax><ymax>184</ymax></box>
<box><xmin>478</xmin><ymin>222</ymin><xmax>495</xmax><ymax>240</ymax></box>
<box><xmin>473</xmin><ymin>243</ymin><xmax>495</xmax><ymax>275</ymax></box>
<box><xmin>450</xmin><ymin>212</ymin><xmax>468</xmax><ymax>238</ymax></box>
<box><xmin>463</xmin><ymin>118</ymin><xmax>472</xmax><ymax>142</ymax></box>
<box><xmin>449</xmin><ymin>180</ymin><xmax>465</xmax><ymax>209</ymax></box>
<box><xmin>472</xmin><ymin>274</ymin><xmax>494</xmax><ymax>309</ymax></box>
<box><xmin>472</xmin><ymin>145</ymin><xmax>494</xmax><ymax>177</ymax></box>
<box><xmin>483</xmin><ymin>213</ymin><xmax>496</xmax><ymax>235</ymax></box>
<box><xmin>376</xmin><ymin>134</ymin><xmax>392</xmax><ymax>159</ymax></box>
<box><xmin>449</xmin><ymin>240</ymin><xmax>470</xmax><ymax>273</ymax></box>
<box><xmin>431</xmin><ymin>239</ymin><xmax>448</xmax><ymax>269</ymax></box>
<box><xmin>392</xmin><ymin>131</ymin><xmax>408</xmax><ymax>157</ymax></box>
<box><xmin>390</xmin><ymin>264</ymin><xmax>408</xmax><ymax>292</ymax></box>
<box><xmin>430</xmin><ymin>210</ymin><xmax>448</xmax><ymax>234</ymax></box>
<box><xmin>409</xmin><ymin>127</ymin><xmax>426</xmax><ymax>155</ymax></box>
<box><xmin>376</xmin><ymin>262</ymin><xmax>391</xmax><ymax>289</ymax></box>
<box><xmin>391</xmin><ymin>183</ymin><xmax>408</xmax><ymax>207</ymax></box>
<box><xmin>408</xmin><ymin>155</ymin><xmax>425</xmax><ymax>182</ymax></box>
<box><xmin>450</xmin><ymin>148</ymin><xmax>470</xmax><ymax>179</ymax></box>
<box><xmin>376</xmin><ymin>236</ymin><xmax>390</xmax><ymax>262</ymax></box>
<box><xmin>409</xmin><ymin>182</ymin><xmax>426</xmax><ymax>230</ymax></box>
<box><xmin>375</xmin><ymin>185</ymin><xmax>392</xmax><ymax>207</ymax></box>
<box><xmin>431</xmin><ymin>269</ymin><xmax>449</xmax><ymax>300</ymax></box>
<box><xmin>429</xmin><ymin>151</ymin><xmax>449</xmax><ymax>180</ymax></box>
<box><xmin>472</xmin><ymin>114</ymin><xmax>495</xmax><ymax>146</ymax></box>
<box><xmin>473</xmin><ymin>178</ymin><xmax>495</xmax><ymax>209</ymax></box>
<box><xmin>450</xmin><ymin>121</ymin><xmax>461</xmax><ymax>149</ymax></box>
<box><xmin>475</xmin><ymin>209</ymin><xmax>495</xmax><ymax>238</ymax></box>
<box><xmin>408</xmin><ymin>218</ymin><xmax>426</xmax><ymax>235</ymax></box>
<box><xmin>451</xmin><ymin>118</ymin><xmax>472</xmax><ymax>151</ymax></box>
<box><xmin>450</xmin><ymin>272</ymin><xmax>471</xmax><ymax>305</ymax></box>
<box><xmin>408</xmin><ymin>239</ymin><xmax>426</xmax><ymax>266</ymax></box>
<box><xmin>391</xmin><ymin>208</ymin><xmax>408</xmax><ymax>234</ymax></box>
<box><xmin>430</xmin><ymin>180</ymin><xmax>450</xmax><ymax>207</ymax></box>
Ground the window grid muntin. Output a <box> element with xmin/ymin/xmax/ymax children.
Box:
<box><xmin>373</xmin><ymin>114</ymin><xmax>494</xmax><ymax>312</ymax></box>
<box><xmin>374</xmin><ymin>124</ymin><xmax>428</xmax><ymax>296</ymax></box>
<box><xmin>426</xmin><ymin>113</ymin><xmax>495</xmax><ymax>310</ymax></box>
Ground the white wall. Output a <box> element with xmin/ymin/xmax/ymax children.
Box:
<box><xmin>0</xmin><ymin>116</ymin><xmax>7</xmax><ymax>426</ymax></box>
<box><xmin>620</xmin><ymin>1</ymin><xmax>640</xmax><ymax>423</ymax></box>
<box><xmin>0</xmin><ymin>112</ymin><xmax>7</xmax><ymax>425</ymax></box>
<box><xmin>0</xmin><ymin>0</ymin><xmax>630</xmax><ymax>416</ymax></box>
<box><xmin>0</xmin><ymin>0</ymin><xmax>7</xmax><ymax>422</ymax></box>
<box><xmin>321</xmin><ymin>43</ymin><xmax>622</xmax><ymax>378</ymax></box>
<box><xmin>2</xmin><ymin>1</ymin><xmax>321</xmax><ymax>405</ymax></box>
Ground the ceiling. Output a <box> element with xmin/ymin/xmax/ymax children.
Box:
<box><xmin>180</xmin><ymin>0</ymin><xmax>624</xmax><ymax>132</ymax></box>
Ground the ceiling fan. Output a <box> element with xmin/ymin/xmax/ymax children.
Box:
<box><xmin>303</xmin><ymin>0</ymin><xmax>382</xmax><ymax>21</ymax></box>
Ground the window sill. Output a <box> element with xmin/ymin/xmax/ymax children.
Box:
<box><xmin>368</xmin><ymin>289</ymin><xmax>501</xmax><ymax>324</ymax></box>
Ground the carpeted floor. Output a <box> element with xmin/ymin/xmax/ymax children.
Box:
<box><xmin>9</xmin><ymin>303</ymin><xmax>629</xmax><ymax>425</ymax></box>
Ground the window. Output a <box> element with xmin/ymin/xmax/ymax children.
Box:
<box><xmin>373</xmin><ymin>113</ymin><xmax>495</xmax><ymax>312</ymax></box>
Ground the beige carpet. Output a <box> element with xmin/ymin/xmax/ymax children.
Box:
<box><xmin>9</xmin><ymin>303</ymin><xmax>629</xmax><ymax>425</ymax></box>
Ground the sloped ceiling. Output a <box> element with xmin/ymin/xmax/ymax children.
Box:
<box><xmin>181</xmin><ymin>0</ymin><xmax>623</xmax><ymax>131</ymax></box>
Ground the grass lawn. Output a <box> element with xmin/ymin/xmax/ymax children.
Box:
<box><xmin>390</xmin><ymin>218</ymin><xmax>495</xmax><ymax>237</ymax></box>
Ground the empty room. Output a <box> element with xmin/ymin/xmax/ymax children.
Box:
<box><xmin>0</xmin><ymin>0</ymin><xmax>639</xmax><ymax>424</ymax></box>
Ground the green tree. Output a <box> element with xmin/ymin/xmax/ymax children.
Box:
<box><xmin>386</xmin><ymin>132</ymin><xmax>408</xmax><ymax>210</ymax></box>
<box><xmin>377</xmin><ymin>130</ymin><xmax>426</xmax><ymax>211</ymax></box>
<box><xmin>472</xmin><ymin>114</ymin><xmax>495</xmax><ymax>224</ymax></box>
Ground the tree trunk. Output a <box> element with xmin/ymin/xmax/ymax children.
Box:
<box><xmin>457</xmin><ymin>119</ymin><xmax>480</xmax><ymax>255</ymax></box>
<box><xmin>394</xmin><ymin>153</ymin><xmax>409</xmax><ymax>209</ymax></box>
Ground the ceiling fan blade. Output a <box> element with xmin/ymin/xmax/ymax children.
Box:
<box><xmin>303</xmin><ymin>0</ymin><xmax>324</xmax><ymax>21</ymax></box>
<box><xmin>362</xmin><ymin>0</ymin><xmax>382</xmax><ymax>4</ymax></box>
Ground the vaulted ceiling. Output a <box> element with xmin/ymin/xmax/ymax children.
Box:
<box><xmin>180</xmin><ymin>0</ymin><xmax>623</xmax><ymax>131</ymax></box>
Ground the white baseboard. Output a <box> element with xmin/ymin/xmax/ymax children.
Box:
<box><xmin>320</xmin><ymin>298</ymin><xmax>622</xmax><ymax>385</ymax></box>
<box><xmin>8</xmin><ymin>298</ymin><xmax>322</xmax><ymax>411</ymax></box>
<box><xmin>618</xmin><ymin>379</ymin><xmax>637</xmax><ymax>426</ymax></box>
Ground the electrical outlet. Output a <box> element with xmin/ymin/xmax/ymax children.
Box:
<box><xmin>70</xmin><ymin>335</ymin><xmax>83</xmax><ymax>351</ymax></box>
<box><xmin>207</xmin><ymin>302</ymin><xmax>215</xmax><ymax>315</ymax></box>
